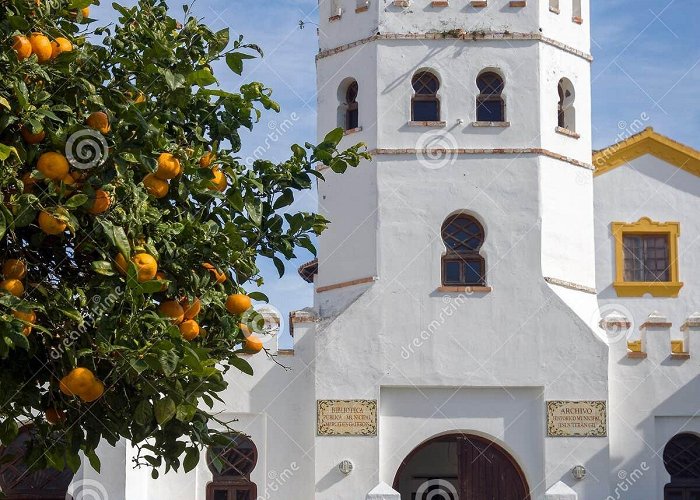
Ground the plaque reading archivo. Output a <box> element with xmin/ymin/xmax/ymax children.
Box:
<box><xmin>317</xmin><ymin>400</ymin><xmax>377</xmax><ymax>436</ymax></box>
<box><xmin>546</xmin><ymin>400</ymin><xmax>607</xmax><ymax>437</ymax></box>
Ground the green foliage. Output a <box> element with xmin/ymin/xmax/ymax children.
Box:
<box><xmin>0</xmin><ymin>0</ymin><xmax>368</xmax><ymax>474</ymax></box>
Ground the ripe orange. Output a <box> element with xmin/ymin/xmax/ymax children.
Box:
<box><xmin>86</xmin><ymin>111</ymin><xmax>110</xmax><ymax>134</ymax></box>
<box><xmin>51</xmin><ymin>37</ymin><xmax>72</xmax><ymax>59</ymax></box>
<box><xmin>243</xmin><ymin>334</ymin><xmax>264</xmax><ymax>354</ymax></box>
<box><xmin>28</xmin><ymin>33</ymin><xmax>52</xmax><ymax>63</ymax></box>
<box><xmin>45</xmin><ymin>408</ymin><xmax>66</xmax><ymax>425</ymax></box>
<box><xmin>132</xmin><ymin>253</ymin><xmax>158</xmax><ymax>282</ymax></box>
<box><xmin>0</xmin><ymin>279</ymin><xmax>24</xmax><ymax>297</ymax></box>
<box><xmin>12</xmin><ymin>309</ymin><xmax>35</xmax><ymax>335</ymax></box>
<box><xmin>20</xmin><ymin>126</ymin><xmax>45</xmax><ymax>144</ymax></box>
<box><xmin>81</xmin><ymin>380</ymin><xmax>104</xmax><ymax>403</ymax></box>
<box><xmin>143</xmin><ymin>173</ymin><xmax>169</xmax><ymax>198</ymax></box>
<box><xmin>62</xmin><ymin>367</ymin><xmax>96</xmax><ymax>396</ymax></box>
<box><xmin>134</xmin><ymin>92</ymin><xmax>146</xmax><ymax>104</ymax></box>
<box><xmin>226</xmin><ymin>294</ymin><xmax>252</xmax><ymax>315</ymax></box>
<box><xmin>159</xmin><ymin>300</ymin><xmax>185</xmax><ymax>324</ymax></box>
<box><xmin>114</xmin><ymin>253</ymin><xmax>128</xmax><ymax>275</ymax></box>
<box><xmin>202</xmin><ymin>262</ymin><xmax>226</xmax><ymax>283</ymax></box>
<box><xmin>179</xmin><ymin>319</ymin><xmax>200</xmax><ymax>341</ymax></box>
<box><xmin>81</xmin><ymin>6</ymin><xmax>90</xmax><ymax>17</ymax></box>
<box><xmin>200</xmin><ymin>152</ymin><xmax>215</xmax><ymax>168</ymax></box>
<box><xmin>155</xmin><ymin>271</ymin><xmax>168</xmax><ymax>291</ymax></box>
<box><xmin>208</xmin><ymin>167</ymin><xmax>227</xmax><ymax>192</ymax></box>
<box><xmin>12</xmin><ymin>35</ymin><xmax>32</xmax><ymax>60</ymax></box>
<box><xmin>155</xmin><ymin>153</ymin><xmax>181</xmax><ymax>180</ymax></box>
<box><xmin>38</xmin><ymin>211</ymin><xmax>67</xmax><ymax>235</ymax></box>
<box><xmin>37</xmin><ymin>152</ymin><xmax>69</xmax><ymax>180</ymax></box>
<box><xmin>87</xmin><ymin>189</ymin><xmax>110</xmax><ymax>214</ymax></box>
<box><xmin>3</xmin><ymin>259</ymin><xmax>26</xmax><ymax>279</ymax></box>
<box><xmin>59</xmin><ymin>173</ymin><xmax>76</xmax><ymax>186</ymax></box>
<box><xmin>181</xmin><ymin>297</ymin><xmax>201</xmax><ymax>319</ymax></box>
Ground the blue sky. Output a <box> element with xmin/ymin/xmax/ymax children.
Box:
<box><xmin>94</xmin><ymin>0</ymin><xmax>699</xmax><ymax>344</ymax></box>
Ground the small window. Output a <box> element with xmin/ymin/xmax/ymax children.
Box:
<box><xmin>441</xmin><ymin>214</ymin><xmax>486</xmax><ymax>286</ymax></box>
<box><xmin>572</xmin><ymin>0</ymin><xmax>582</xmax><ymax>19</ymax></box>
<box><xmin>331</xmin><ymin>0</ymin><xmax>342</xmax><ymax>17</ymax></box>
<box><xmin>549</xmin><ymin>0</ymin><xmax>559</xmax><ymax>11</ymax></box>
<box><xmin>412</xmin><ymin>71</ymin><xmax>441</xmax><ymax>122</ymax></box>
<box><xmin>663</xmin><ymin>433</ymin><xmax>700</xmax><ymax>499</ymax></box>
<box><xmin>612</xmin><ymin>218</ymin><xmax>683</xmax><ymax>297</ymax></box>
<box><xmin>206</xmin><ymin>434</ymin><xmax>258</xmax><ymax>500</ymax></box>
<box><xmin>337</xmin><ymin>79</ymin><xmax>359</xmax><ymax>131</ymax></box>
<box><xmin>476</xmin><ymin>71</ymin><xmax>505</xmax><ymax>122</ymax></box>
<box><xmin>557</xmin><ymin>78</ymin><xmax>576</xmax><ymax>132</ymax></box>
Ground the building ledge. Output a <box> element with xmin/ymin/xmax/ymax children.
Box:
<box><xmin>549</xmin><ymin>6</ymin><xmax>560</xmax><ymax>14</ymax></box>
<box><xmin>409</xmin><ymin>121</ymin><xmax>446</xmax><ymax>128</ymax></box>
<box><xmin>627</xmin><ymin>351</ymin><xmax>647</xmax><ymax>359</ymax></box>
<box><xmin>344</xmin><ymin>126</ymin><xmax>362</xmax><ymax>135</ymax></box>
<box><xmin>509</xmin><ymin>0</ymin><xmax>526</xmax><ymax>7</ymax></box>
<box><xmin>471</xmin><ymin>0</ymin><xmax>487</xmax><ymax>7</ymax></box>
<box><xmin>671</xmin><ymin>353</ymin><xmax>690</xmax><ymax>360</ymax></box>
<box><xmin>329</xmin><ymin>14</ymin><xmax>342</xmax><ymax>22</ymax></box>
<box><xmin>572</xmin><ymin>16</ymin><xmax>584</xmax><ymax>24</ymax></box>
<box><xmin>393</xmin><ymin>0</ymin><xmax>410</xmax><ymax>6</ymax></box>
<box><xmin>316</xmin><ymin>276</ymin><xmax>376</xmax><ymax>293</ymax></box>
<box><xmin>277</xmin><ymin>349</ymin><xmax>295</xmax><ymax>356</ymax></box>
<box><xmin>472</xmin><ymin>121</ymin><xmax>510</xmax><ymax>128</ymax></box>
<box><xmin>437</xmin><ymin>285</ymin><xmax>492</xmax><ymax>293</ymax></box>
<box><xmin>555</xmin><ymin>126</ymin><xmax>580</xmax><ymax>139</ymax></box>
<box><xmin>431</xmin><ymin>0</ymin><xmax>449</xmax><ymax>6</ymax></box>
<box><xmin>614</xmin><ymin>281</ymin><xmax>683</xmax><ymax>298</ymax></box>
<box><xmin>355</xmin><ymin>6</ymin><xmax>369</xmax><ymax>13</ymax></box>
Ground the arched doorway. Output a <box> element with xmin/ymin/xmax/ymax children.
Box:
<box><xmin>393</xmin><ymin>433</ymin><xmax>530</xmax><ymax>500</ymax></box>
<box><xmin>663</xmin><ymin>433</ymin><xmax>700</xmax><ymax>499</ymax></box>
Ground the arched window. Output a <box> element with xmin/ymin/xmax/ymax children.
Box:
<box><xmin>663</xmin><ymin>433</ymin><xmax>700</xmax><ymax>499</ymax></box>
<box><xmin>557</xmin><ymin>78</ymin><xmax>576</xmax><ymax>132</ymax></box>
<box><xmin>338</xmin><ymin>79</ymin><xmax>359</xmax><ymax>131</ymax></box>
<box><xmin>206</xmin><ymin>434</ymin><xmax>258</xmax><ymax>500</ymax></box>
<box><xmin>441</xmin><ymin>214</ymin><xmax>486</xmax><ymax>286</ymax></box>
<box><xmin>476</xmin><ymin>71</ymin><xmax>505</xmax><ymax>123</ymax></box>
<box><xmin>411</xmin><ymin>71</ymin><xmax>440</xmax><ymax>122</ymax></box>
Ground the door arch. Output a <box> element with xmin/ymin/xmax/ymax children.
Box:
<box><xmin>393</xmin><ymin>433</ymin><xmax>530</xmax><ymax>500</ymax></box>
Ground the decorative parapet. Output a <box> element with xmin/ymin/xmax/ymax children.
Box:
<box><xmin>289</xmin><ymin>309</ymin><xmax>319</xmax><ymax>338</ymax></box>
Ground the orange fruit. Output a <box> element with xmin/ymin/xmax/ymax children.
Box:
<box><xmin>3</xmin><ymin>259</ymin><xmax>26</xmax><ymax>279</ymax></box>
<box><xmin>51</xmin><ymin>37</ymin><xmax>72</xmax><ymax>59</ymax></box>
<box><xmin>143</xmin><ymin>173</ymin><xmax>169</xmax><ymax>198</ymax></box>
<box><xmin>134</xmin><ymin>92</ymin><xmax>146</xmax><ymax>104</ymax></box>
<box><xmin>114</xmin><ymin>253</ymin><xmax>128</xmax><ymax>275</ymax></box>
<box><xmin>81</xmin><ymin>6</ymin><xmax>90</xmax><ymax>18</ymax></box>
<box><xmin>208</xmin><ymin>167</ymin><xmax>227</xmax><ymax>192</ymax></box>
<box><xmin>59</xmin><ymin>378</ymin><xmax>74</xmax><ymax>396</ymax></box>
<box><xmin>28</xmin><ymin>33</ymin><xmax>52</xmax><ymax>63</ymax></box>
<box><xmin>226</xmin><ymin>294</ymin><xmax>252</xmax><ymax>315</ymax></box>
<box><xmin>37</xmin><ymin>152</ymin><xmax>69</xmax><ymax>180</ymax></box>
<box><xmin>0</xmin><ymin>279</ymin><xmax>24</xmax><ymax>297</ymax></box>
<box><xmin>180</xmin><ymin>297</ymin><xmax>201</xmax><ymax>319</ymax></box>
<box><xmin>20</xmin><ymin>126</ymin><xmax>45</xmax><ymax>144</ymax></box>
<box><xmin>155</xmin><ymin>153</ymin><xmax>181</xmax><ymax>180</ymax></box>
<box><xmin>87</xmin><ymin>189</ymin><xmax>110</xmax><ymax>214</ymax></box>
<box><xmin>159</xmin><ymin>300</ymin><xmax>184</xmax><ymax>324</ymax></box>
<box><xmin>81</xmin><ymin>380</ymin><xmax>104</xmax><ymax>403</ymax></box>
<box><xmin>59</xmin><ymin>173</ymin><xmax>76</xmax><ymax>186</ymax></box>
<box><xmin>243</xmin><ymin>334</ymin><xmax>264</xmax><ymax>354</ymax></box>
<box><xmin>202</xmin><ymin>262</ymin><xmax>226</xmax><ymax>283</ymax></box>
<box><xmin>12</xmin><ymin>309</ymin><xmax>35</xmax><ymax>335</ymax></box>
<box><xmin>12</xmin><ymin>35</ymin><xmax>32</xmax><ymax>60</ymax></box>
<box><xmin>45</xmin><ymin>408</ymin><xmax>66</xmax><ymax>425</ymax></box>
<box><xmin>38</xmin><ymin>211</ymin><xmax>67</xmax><ymax>235</ymax></box>
<box><xmin>179</xmin><ymin>319</ymin><xmax>200</xmax><ymax>341</ymax></box>
<box><xmin>86</xmin><ymin>111</ymin><xmax>110</xmax><ymax>134</ymax></box>
<box><xmin>132</xmin><ymin>253</ymin><xmax>158</xmax><ymax>282</ymax></box>
<box><xmin>200</xmin><ymin>152</ymin><xmax>215</xmax><ymax>167</ymax></box>
<box><xmin>62</xmin><ymin>367</ymin><xmax>96</xmax><ymax>396</ymax></box>
<box><xmin>155</xmin><ymin>271</ymin><xmax>168</xmax><ymax>291</ymax></box>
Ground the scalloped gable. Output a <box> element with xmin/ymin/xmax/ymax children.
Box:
<box><xmin>593</xmin><ymin>127</ymin><xmax>700</xmax><ymax>177</ymax></box>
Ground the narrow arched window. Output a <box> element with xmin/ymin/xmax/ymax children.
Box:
<box><xmin>206</xmin><ymin>434</ymin><xmax>258</xmax><ymax>500</ymax></box>
<box><xmin>411</xmin><ymin>71</ymin><xmax>440</xmax><ymax>122</ymax></box>
<box><xmin>441</xmin><ymin>214</ymin><xmax>486</xmax><ymax>286</ymax></box>
<box><xmin>557</xmin><ymin>78</ymin><xmax>576</xmax><ymax>132</ymax></box>
<box><xmin>476</xmin><ymin>71</ymin><xmax>505</xmax><ymax>123</ymax></box>
<box><xmin>345</xmin><ymin>81</ymin><xmax>359</xmax><ymax>130</ymax></box>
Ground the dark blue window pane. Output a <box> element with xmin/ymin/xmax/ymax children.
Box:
<box><xmin>476</xmin><ymin>99</ymin><xmax>504</xmax><ymax>122</ymax></box>
<box><xmin>413</xmin><ymin>100</ymin><xmax>440</xmax><ymax>121</ymax></box>
<box><xmin>347</xmin><ymin>109</ymin><xmax>359</xmax><ymax>130</ymax></box>
<box><xmin>214</xmin><ymin>491</ymin><xmax>228</xmax><ymax>500</ymax></box>
<box><xmin>464</xmin><ymin>261</ymin><xmax>484</xmax><ymax>285</ymax></box>
<box><xmin>444</xmin><ymin>261</ymin><xmax>461</xmax><ymax>284</ymax></box>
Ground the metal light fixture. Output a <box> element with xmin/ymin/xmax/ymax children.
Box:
<box><xmin>338</xmin><ymin>460</ymin><xmax>354</xmax><ymax>475</ymax></box>
<box><xmin>572</xmin><ymin>465</ymin><xmax>587</xmax><ymax>480</ymax></box>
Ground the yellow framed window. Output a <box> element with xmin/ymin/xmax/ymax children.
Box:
<box><xmin>612</xmin><ymin>217</ymin><xmax>682</xmax><ymax>297</ymax></box>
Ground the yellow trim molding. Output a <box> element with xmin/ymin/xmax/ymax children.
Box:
<box><xmin>612</xmin><ymin>217</ymin><xmax>683</xmax><ymax>297</ymax></box>
<box><xmin>594</xmin><ymin>127</ymin><xmax>700</xmax><ymax>177</ymax></box>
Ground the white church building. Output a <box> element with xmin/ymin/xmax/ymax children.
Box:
<box><xmin>10</xmin><ymin>1</ymin><xmax>700</xmax><ymax>499</ymax></box>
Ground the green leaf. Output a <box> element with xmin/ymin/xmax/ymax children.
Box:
<box><xmin>225</xmin><ymin>52</ymin><xmax>255</xmax><ymax>75</ymax></box>
<box><xmin>133</xmin><ymin>399</ymin><xmax>153</xmax><ymax>426</ymax></box>
<box><xmin>230</xmin><ymin>356</ymin><xmax>254</xmax><ymax>376</ymax></box>
<box><xmin>183</xmin><ymin>447</ymin><xmax>200</xmax><ymax>473</ymax></box>
<box><xmin>91</xmin><ymin>261</ymin><xmax>116</xmax><ymax>276</ymax></box>
<box><xmin>0</xmin><ymin>210</ymin><xmax>6</xmax><ymax>242</ymax></box>
<box><xmin>176</xmin><ymin>403</ymin><xmax>197</xmax><ymax>423</ymax></box>
<box><xmin>324</xmin><ymin>128</ymin><xmax>344</xmax><ymax>146</ymax></box>
<box><xmin>273</xmin><ymin>189</ymin><xmax>294</xmax><ymax>210</ymax></box>
<box><xmin>0</xmin><ymin>144</ymin><xmax>17</xmax><ymax>162</ymax></box>
<box><xmin>86</xmin><ymin>449</ymin><xmax>101</xmax><ymax>473</ymax></box>
<box><xmin>163</xmin><ymin>70</ymin><xmax>185</xmax><ymax>90</ymax></box>
<box><xmin>159</xmin><ymin>350</ymin><xmax>179</xmax><ymax>376</ymax></box>
<box><xmin>65</xmin><ymin>194</ymin><xmax>88</xmax><ymax>209</ymax></box>
<box><xmin>187</xmin><ymin>70</ymin><xmax>217</xmax><ymax>87</ymax></box>
<box><xmin>154</xmin><ymin>397</ymin><xmax>176</xmax><ymax>426</ymax></box>
<box><xmin>113</xmin><ymin>226</ymin><xmax>130</xmax><ymax>258</ymax></box>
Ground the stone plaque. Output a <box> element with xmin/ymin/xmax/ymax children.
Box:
<box><xmin>547</xmin><ymin>400</ymin><xmax>607</xmax><ymax>437</ymax></box>
<box><xmin>317</xmin><ymin>400</ymin><xmax>377</xmax><ymax>436</ymax></box>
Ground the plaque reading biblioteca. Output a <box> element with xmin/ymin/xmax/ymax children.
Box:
<box><xmin>317</xmin><ymin>400</ymin><xmax>377</xmax><ymax>436</ymax></box>
<box><xmin>547</xmin><ymin>401</ymin><xmax>607</xmax><ymax>437</ymax></box>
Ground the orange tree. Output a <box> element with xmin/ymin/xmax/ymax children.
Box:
<box><xmin>0</xmin><ymin>0</ymin><xmax>367</xmax><ymax>476</ymax></box>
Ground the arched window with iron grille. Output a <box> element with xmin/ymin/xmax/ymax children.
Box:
<box><xmin>663</xmin><ymin>433</ymin><xmax>700</xmax><ymax>499</ymax></box>
<box><xmin>411</xmin><ymin>71</ymin><xmax>441</xmax><ymax>122</ymax></box>
<box><xmin>206</xmin><ymin>434</ymin><xmax>258</xmax><ymax>500</ymax></box>
<box><xmin>476</xmin><ymin>71</ymin><xmax>505</xmax><ymax>123</ymax></box>
<box><xmin>441</xmin><ymin>214</ymin><xmax>486</xmax><ymax>286</ymax></box>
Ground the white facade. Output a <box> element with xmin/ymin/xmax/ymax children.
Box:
<box><xmin>65</xmin><ymin>1</ymin><xmax>700</xmax><ymax>500</ymax></box>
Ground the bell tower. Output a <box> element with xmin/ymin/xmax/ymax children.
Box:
<box><xmin>312</xmin><ymin>2</ymin><xmax>608</xmax><ymax>499</ymax></box>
